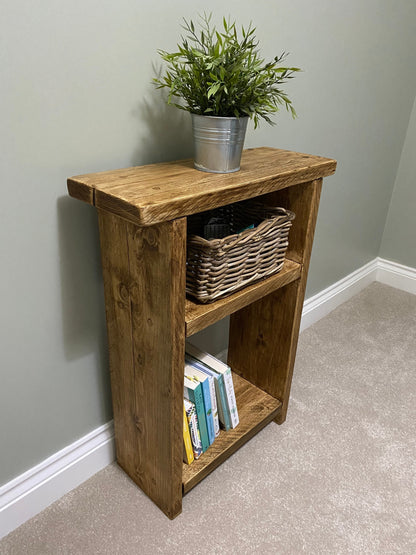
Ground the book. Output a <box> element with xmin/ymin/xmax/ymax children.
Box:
<box><xmin>184</xmin><ymin>398</ymin><xmax>202</xmax><ymax>460</ymax></box>
<box><xmin>183</xmin><ymin>402</ymin><xmax>194</xmax><ymax>464</ymax></box>
<box><xmin>186</xmin><ymin>343</ymin><xmax>239</xmax><ymax>429</ymax></box>
<box><xmin>186</xmin><ymin>354</ymin><xmax>221</xmax><ymax>436</ymax></box>
<box><xmin>184</xmin><ymin>375</ymin><xmax>210</xmax><ymax>452</ymax></box>
<box><xmin>186</xmin><ymin>351</ymin><xmax>230</xmax><ymax>431</ymax></box>
<box><xmin>184</xmin><ymin>363</ymin><xmax>215</xmax><ymax>445</ymax></box>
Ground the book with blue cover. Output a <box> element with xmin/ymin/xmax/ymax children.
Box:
<box><xmin>185</xmin><ymin>354</ymin><xmax>222</xmax><ymax>435</ymax></box>
<box><xmin>184</xmin><ymin>375</ymin><xmax>210</xmax><ymax>452</ymax></box>
<box><xmin>184</xmin><ymin>363</ymin><xmax>215</xmax><ymax>445</ymax></box>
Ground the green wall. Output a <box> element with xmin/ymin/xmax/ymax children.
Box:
<box><xmin>380</xmin><ymin>95</ymin><xmax>416</xmax><ymax>268</ymax></box>
<box><xmin>1</xmin><ymin>0</ymin><xmax>416</xmax><ymax>486</ymax></box>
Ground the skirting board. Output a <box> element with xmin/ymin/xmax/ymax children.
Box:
<box><xmin>376</xmin><ymin>257</ymin><xmax>416</xmax><ymax>296</ymax></box>
<box><xmin>301</xmin><ymin>257</ymin><xmax>416</xmax><ymax>330</ymax></box>
<box><xmin>0</xmin><ymin>422</ymin><xmax>115</xmax><ymax>539</ymax></box>
<box><xmin>1</xmin><ymin>257</ymin><xmax>415</xmax><ymax>539</ymax></box>
<box><xmin>300</xmin><ymin>258</ymin><xmax>379</xmax><ymax>332</ymax></box>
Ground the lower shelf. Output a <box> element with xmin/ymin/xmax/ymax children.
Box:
<box><xmin>182</xmin><ymin>372</ymin><xmax>282</xmax><ymax>494</ymax></box>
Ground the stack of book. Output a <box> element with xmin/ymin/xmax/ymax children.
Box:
<box><xmin>183</xmin><ymin>344</ymin><xmax>239</xmax><ymax>464</ymax></box>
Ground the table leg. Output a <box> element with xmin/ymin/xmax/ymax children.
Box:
<box><xmin>98</xmin><ymin>211</ymin><xmax>186</xmax><ymax>519</ymax></box>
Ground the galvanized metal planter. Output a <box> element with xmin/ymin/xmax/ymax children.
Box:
<box><xmin>191</xmin><ymin>114</ymin><xmax>249</xmax><ymax>173</ymax></box>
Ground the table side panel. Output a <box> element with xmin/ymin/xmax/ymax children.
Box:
<box><xmin>228</xmin><ymin>179</ymin><xmax>323</xmax><ymax>423</ymax></box>
<box><xmin>98</xmin><ymin>211</ymin><xmax>138</xmax><ymax>474</ymax></box>
<box><xmin>98</xmin><ymin>211</ymin><xmax>187</xmax><ymax>519</ymax></box>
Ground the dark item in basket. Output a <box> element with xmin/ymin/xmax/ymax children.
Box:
<box><xmin>186</xmin><ymin>200</ymin><xmax>295</xmax><ymax>303</ymax></box>
<box><xmin>203</xmin><ymin>217</ymin><xmax>231</xmax><ymax>239</ymax></box>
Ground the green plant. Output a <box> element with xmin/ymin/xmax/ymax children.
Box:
<box><xmin>153</xmin><ymin>14</ymin><xmax>300</xmax><ymax>128</ymax></box>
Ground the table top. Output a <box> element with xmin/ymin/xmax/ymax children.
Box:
<box><xmin>67</xmin><ymin>147</ymin><xmax>336</xmax><ymax>226</ymax></box>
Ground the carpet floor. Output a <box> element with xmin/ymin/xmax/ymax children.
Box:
<box><xmin>1</xmin><ymin>282</ymin><xmax>415</xmax><ymax>554</ymax></box>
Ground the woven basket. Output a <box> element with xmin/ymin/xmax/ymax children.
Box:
<box><xmin>186</xmin><ymin>200</ymin><xmax>295</xmax><ymax>303</ymax></box>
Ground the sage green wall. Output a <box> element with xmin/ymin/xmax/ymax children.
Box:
<box><xmin>1</xmin><ymin>0</ymin><xmax>416</xmax><ymax>486</ymax></box>
<box><xmin>380</xmin><ymin>95</ymin><xmax>416</xmax><ymax>268</ymax></box>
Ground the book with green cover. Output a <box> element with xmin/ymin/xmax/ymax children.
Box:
<box><xmin>185</xmin><ymin>353</ymin><xmax>223</xmax><ymax>434</ymax></box>
<box><xmin>184</xmin><ymin>375</ymin><xmax>210</xmax><ymax>452</ymax></box>
<box><xmin>185</xmin><ymin>363</ymin><xmax>216</xmax><ymax>444</ymax></box>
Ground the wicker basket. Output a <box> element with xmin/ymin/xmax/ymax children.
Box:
<box><xmin>186</xmin><ymin>200</ymin><xmax>295</xmax><ymax>303</ymax></box>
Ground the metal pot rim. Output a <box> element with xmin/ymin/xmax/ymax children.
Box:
<box><xmin>191</xmin><ymin>114</ymin><xmax>249</xmax><ymax>121</ymax></box>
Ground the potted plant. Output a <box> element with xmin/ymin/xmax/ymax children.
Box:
<box><xmin>154</xmin><ymin>14</ymin><xmax>300</xmax><ymax>173</ymax></box>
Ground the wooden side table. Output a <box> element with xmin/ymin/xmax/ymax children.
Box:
<box><xmin>68</xmin><ymin>147</ymin><xmax>336</xmax><ymax>518</ymax></box>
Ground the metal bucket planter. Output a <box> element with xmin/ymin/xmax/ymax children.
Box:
<box><xmin>191</xmin><ymin>114</ymin><xmax>249</xmax><ymax>173</ymax></box>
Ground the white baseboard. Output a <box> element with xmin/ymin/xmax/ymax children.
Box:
<box><xmin>300</xmin><ymin>259</ymin><xmax>379</xmax><ymax>331</ymax></box>
<box><xmin>1</xmin><ymin>257</ymin><xmax>415</xmax><ymax>540</ymax></box>
<box><xmin>0</xmin><ymin>422</ymin><xmax>115</xmax><ymax>540</ymax></box>
<box><xmin>376</xmin><ymin>257</ymin><xmax>416</xmax><ymax>295</ymax></box>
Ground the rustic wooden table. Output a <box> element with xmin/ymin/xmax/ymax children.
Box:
<box><xmin>68</xmin><ymin>147</ymin><xmax>336</xmax><ymax>518</ymax></box>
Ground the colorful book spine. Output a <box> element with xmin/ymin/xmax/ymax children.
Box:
<box><xmin>186</xmin><ymin>343</ymin><xmax>239</xmax><ymax>429</ymax></box>
<box><xmin>185</xmin><ymin>364</ymin><xmax>215</xmax><ymax>445</ymax></box>
<box><xmin>213</xmin><ymin>371</ymin><xmax>231</xmax><ymax>431</ymax></box>
<box><xmin>184</xmin><ymin>375</ymin><xmax>210</xmax><ymax>452</ymax></box>
<box><xmin>203</xmin><ymin>369</ymin><xmax>219</xmax><ymax>438</ymax></box>
<box><xmin>186</xmin><ymin>354</ymin><xmax>221</xmax><ymax>436</ymax></box>
<box><xmin>184</xmin><ymin>398</ymin><xmax>202</xmax><ymax>460</ymax></box>
<box><xmin>183</xmin><ymin>402</ymin><xmax>194</xmax><ymax>464</ymax></box>
<box><xmin>185</xmin><ymin>350</ymin><xmax>230</xmax><ymax>431</ymax></box>
<box><xmin>223</xmin><ymin>368</ymin><xmax>239</xmax><ymax>429</ymax></box>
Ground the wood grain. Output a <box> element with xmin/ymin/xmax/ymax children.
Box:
<box><xmin>185</xmin><ymin>259</ymin><xmax>301</xmax><ymax>336</ymax></box>
<box><xmin>98</xmin><ymin>211</ymin><xmax>137</xmax><ymax>474</ymax></box>
<box><xmin>98</xmin><ymin>210</ymin><xmax>186</xmax><ymax>519</ymax></box>
<box><xmin>228</xmin><ymin>179</ymin><xmax>323</xmax><ymax>424</ymax></box>
<box><xmin>68</xmin><ymin>148</ymin><xmax>336</xmax><ymax>226</ymax></box>
<box><xmin>70</xmin><ymin>149</ymin><xmax>336</xmax><ymax>520</ymax></box>
<box><xmin>182</xmin><ymin>372</ymin><xmax>282</xmax><ymax>494</ymax></box>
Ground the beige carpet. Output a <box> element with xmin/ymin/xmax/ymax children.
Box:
<box><xmin>1</xmin><ymin>282</ymin><xmax>415</xmax><ymax>554</ymax></box>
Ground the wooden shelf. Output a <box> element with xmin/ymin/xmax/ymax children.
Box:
<box><xmin>182</xmin><ymin>372</ymin><xmax>282</xmax><ymax>494</ymax></box>
<box><xmin>68</xmin><ymin>147</ymin><xmax>336</xmax><ymax>519</ymax></box>
<box><xmin>185</xmin><ymin>259</ymin><xmax>302</xmax><ymax>336</ymax></box>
